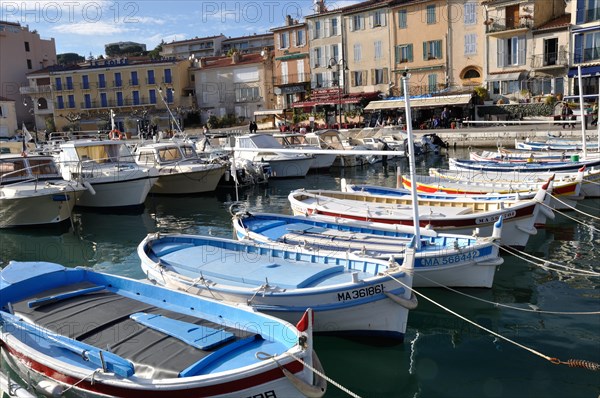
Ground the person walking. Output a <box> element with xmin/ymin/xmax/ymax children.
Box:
<box><xmin>441</xmin><ymin>107</ymin><xmax>450</xmax><ymax>128</ymax></box>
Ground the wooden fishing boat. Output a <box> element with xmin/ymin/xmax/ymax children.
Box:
<box><xmin>0</xmin><ymin>261</ymin><xmax>326</xmax><ymax>398</ymax></box>
<box><xmin>138</xmin><ymin>233</ymin><xmax>417</xmax><ymax>340</ymax></box>
<box><xmin>448</xmin><ymin>157</ymin><xmax>600</xmax><ymax>173</ymax></box>
<box><xmin>429</xmin><ymin>167</ymin><xmax>600</xmax><ymax>198</ymax></box>
<box><xmin>397</xmin><ymin>171</ymin><xmax>583</xmax><ymax>210</ymax></box>
<box><xmin>232</xmin><ymin>211</ymin><xmax>504</xmax><ymax>288</ymax></box>
<box><xmin>288</xmin><ymin>184</ymin><xmax>554</xmax><ymax>248</ymax></box>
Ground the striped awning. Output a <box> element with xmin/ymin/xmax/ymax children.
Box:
<box><xmin>364</xmin><ymin>94</ymin><xmax>472</xmax><ymax>110</ymax></box>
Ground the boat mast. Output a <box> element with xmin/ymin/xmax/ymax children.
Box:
<box><xmin>577</xmin><ymin>65</ymin><xmax>587</xmax><ymax>158</ymax></box>
<box><xmin>401</xmin><ymin>72</ymin><xmax>421</xmax><ymax>250</ymax></box>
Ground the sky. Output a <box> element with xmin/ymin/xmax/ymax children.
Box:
<box><xmin>1</xmin><ymin>0</ymin><xmax>360</xmax><ymax>57</ymax></box>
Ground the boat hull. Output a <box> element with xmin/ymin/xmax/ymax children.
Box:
<box><xmin>77</xmin><ymin>172</ymin><xmax>157</xmax><ymax>207</ymax></box>
<box><xmin>268</xmin><ymin>157</ymin><xmax>313</xmax><ymax>178</ymax></box>
<box><xmin>151</xmin><ymin>164</ymin><xmax>226</xmax><ymax>194</ymax></box>
<box><xmin>0</xmin><ymin>188</ymin><xmax>80</xmax><ymax>228</ymax></box>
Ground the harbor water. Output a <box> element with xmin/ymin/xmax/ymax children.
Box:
<box><xmin>1</xmin><ymin>147</ymin><xmax>599</xmax><ymax>398</ymax></box>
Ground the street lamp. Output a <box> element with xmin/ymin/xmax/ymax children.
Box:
<box><xmin>327</xmin><ymin>58</ymin><xmax>349</xmax><ymax>128</ymax></box>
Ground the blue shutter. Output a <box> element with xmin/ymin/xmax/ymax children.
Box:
<box><xmin>574</xmin><ymin>34</ymin><xmax>583</xmax><ymax>63</ymax></box>
<box><xmin>576</xmin><ymin>0</ymin><xmax>585</xmax><ymax>24</ymax></box>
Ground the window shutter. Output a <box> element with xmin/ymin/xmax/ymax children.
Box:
<box><xmin>308</xmin><ymin>23</ymin><xmax>314</xmax><ymax>40</ymax></box>
<box><xmin>349</xmin><ymin>16</ymin><xmax>354</xmax><ymax>31</ymax></box>
<box><xmin>383</xmin><ymin>68</ymin><xmax>389</xmax><ymax>84</ymax></box>
<box><xmin>464</xmin><ymin>35</ymin><xmax>470</xmax><ymax>54</ymax></box>
<box><xmin>338</xmin><ymin>43</ymin><xmax>342</xmax><ymax>61</ymax></box>
<box><xmin>497</xmin><ymin>38</ymin><xmax>505</xmax><ymax>67</ymax></box>
<box><xmin>292</xmin><ymin>31</ymin><xmax>297</xmax><ymax>47</ymax></box>
<box><xmin>437</xmin><ymin>40</ymin><xmax>443</xmax><ymax>59</ymax></box>
<box><xmin>395</xmin><ymin>45</ymin><xmax>400</xmax><ymax>63</ymax></box>
<box><xmin>275</xmin><ymin>34</ymin><xmax>280</xmax><ymax>49</ymax></box>
<box><xmin>517</xmin><ymin>35</ymin><xmax>526</xmax><ymax>65</ymax></box>
<box><xmin>408</xmin><ymin>44</ymin><xmax>413</xmax><ymax>62</ymax></box>
<box><xmin>363</xmin><ymin>70</ymin><xmax>368</xmax><ymax>86</ymax></box>
<box><xmin>371</xmin><ymin>69</ymin><xmax>375</xmax><ymax>85</ymax></box>
<box><xmin>325</xmin><ymin>19</ymin><xmax>330</xmax><ymax>37</ymax></box>
<box><xmin>574</xmin><ymin>34</ymin><xmax>583</xmax><ymax>63</ymax></box>
<box><xmin>369</xmin><ymin>13</ymin><xmax>373</xmax><ymax>28</ymax></box>
<box><xmin>351</xmin><ymin>72</ymin><xmax>356</xmax><ymax>86</ymax></box>
<box><xmin>423</xmin><ymin>42</ymin><xmax>428</xmax><ymax>60</ymax></box>
<box><xmin>382</xmin><ymin>12</ymin><xmax>387</xmax><ymax>26</ymax></box>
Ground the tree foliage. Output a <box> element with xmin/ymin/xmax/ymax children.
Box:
<box><xmin>57</xmin><ymin>52</ymin><xmax>85</xmax><ymax>66</ymax></box>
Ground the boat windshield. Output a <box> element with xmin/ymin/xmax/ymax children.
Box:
<box><xmin>0</xmin><ymin>158</ymin><xmax>59</xmax><ymax>183</ymax></box>
<box><xmin>75</xmin><ymin>144</ymin><xmax>134</xmax><ymax>163</ymax></box>
<box><xmin>158</xmin><ymin>147</ymin><xmax>183</xmax><ymax>162</ymax></box>
<box><xmin>180</xmin><ymin>145</ymin><xmax>198</xmax><ymax>159</ymax></box>
<box><xmin>0</xmin><ymin>159</ymin><xmax>28</xmax><ymax>182</ymax></box>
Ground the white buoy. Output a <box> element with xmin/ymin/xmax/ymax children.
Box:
<box><xmin>82</xmin><ymin>180</ymin><xmax>96</xmax><ymax>195</ymax></box>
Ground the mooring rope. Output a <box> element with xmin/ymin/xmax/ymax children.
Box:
<box><xmin>61</xmin><ymin>368</ymin><xmax>101</xmax><ymax>394</ymax></box>
<box><xmin>547</xmin><ymin>194</ymin><xmax>600</xmax><ymax>221</ymax></box>
<box><xmin>412</xmin><ymin>272</ymin><xmax>600</xmax><ymax>315</ymax></box>
<box><xmin>257</xmin><ymin>351</ymin><xmax>362</xmax><ymax>398</ymax></box>
<box><xmin>494</xmin><ymin>242</ymin><xmax>600</xmax><ymax>277</ymax></box>
<box><xmin>385</xmin><ymin>273</ymin><xmax>600</xmax><ymax>371</ymax></box>
<box><xmin>539</xmin><ymin>201</ymin><xmax>600</xmax><ymax>232</ymax></box>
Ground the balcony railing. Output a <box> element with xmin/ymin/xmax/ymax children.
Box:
<box><xmin>80</xmin><ymin>97</ymin><xmax>159</xmax><ymax>109</ymax></box>
<box><xmin>485</xmin><ymin>17</ymin><xmax>533</xmax><ymax>33</ymax></box>
<box><xmin>530</xmin><ymin>50</ymin><xmax>568</xmax><ymax>68</ymax></box>
<box><xmin>274</xmin><ymin>73</ymin><xmax>311</xmax><ymax>85</ymax></box>
<box><xmin>583</xmin><ymin>7</ymin><xmax>600</xmax><ymax>23</ymax></box>
<box><xmin>20</xmin><ymin>84</ymin><xmax>52</xmax><ymax>94</ymax></box>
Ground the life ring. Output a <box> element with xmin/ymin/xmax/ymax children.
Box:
<box><xmin>109</xmin><ymin>130</ymin><xmax>124</xmax><ymax>140</ymax></box>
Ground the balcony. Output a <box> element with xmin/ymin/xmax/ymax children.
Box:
<box><xmin>485</xmin><ymin>17</ymin><xmax>533</xmax><ymax>35</ymax></box>
<box><xmin>274</xmin><ymin>73</ymin><xmax>311</xmax><ymax>85</ymax></box>
<box><xmin>530</xmin><ymin>50</ymin><xmax>568</xmax><ymax>68</ymax></box>
<box><xmin>20</xmin><ymin>84</ymin><xmax>52</xmax><ymax>95</ymax></box>
<box><xmin>79</xmin><ymin>97</ymin><xmax>159</xmax><ymax>110</ymax></box>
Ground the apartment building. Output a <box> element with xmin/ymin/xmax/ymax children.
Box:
<box><xmin>270</xmin><ymin>16</ymin><xmax>310</xmax><ymax>111</ymax></box>
<box><xmin>221</xmin><ymin>33</ymin><xmax>274</xmax><ymax>56</ymax></box>
<box><xmin>21</xmin><ymin>57</ymin><xmax>191</xmax><ymax>132</ymax></box>
<box><xmin>161</xmin><ymin>35</ymin><xmax>226</xmax><ymax>60</ymax></box>
<box><xmin>484</xmin><ymin>0</ymin><xmax>566</xmax><ymax>100</ymax></box>
<box><xmin>391</xmin><ymin>0</ymin><xmax>449</xmax><ymax>96</ymax></box>
<box><xmin>0</xmin><ymin>21</ymin><xmax>56</xmax><ymax>127</ymax></box>
<box><xmin>448</xmin><ymin>1</ymin><xmax>486</xmax><ymax>90</ymax></box>
<box><xmin>191</xmin><ymin>51</ymin><xmax>274</xmax><ymax>125</ymax></box>
<box><xmin>569</xmin><ymin>0</ymin><xmax>600</xmax><ymax>96</ymax></box>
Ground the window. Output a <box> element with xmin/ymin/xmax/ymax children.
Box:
<box><xmin>67</xmin><ymin>95</ymin><xmax>75</xmax><ymax>108</ymax></box>
<box><xmin>84</xmin><ymin>94</ymin><xmax>91</xmax><ymax>108</ymax></box>
<box><xmin>372</xmin><ymin>10</ymin><xmax>385</xmax><ymax>27</ymax></box>
<box><xmin>314</xmin><ymin>73</ymin><xmax>324</xmax><ymax>88</ymax></box>
<box><xmin>491</xmin><ymin>81</ymin><xmax>500</xmax><ymax>94</ymax></box>
<box><xmin>314</xmin><ymin>21</ymin><xmax>321</xmax><ymax>39</ymax></box>
<box><xmin>464</xmin><ymin>34</ymin><xmax>477</xmax><ymax>55</ymax></box>
<box><xmin>374</xmin><ymin>40</ymin><xmax>382</xmax><ymax>60</ymax></box>
<box><xmin>100</xmin><ymin>92</ymin><xmax>108</xmax><ymax>107</ymax></box>
<box><xmin>331</xmin><ymin>44</ymin><xmax>339</xmax><ymax>61</ymax></box>
<box><xmin>372</xmin><ymin>68</ymin><xmax>388</xmax><ymax>85</ymax></box>
<box><xmin>0</xmin><ymin>105</ymin><xmax>3</xmax><ymax>117</ymax></box>
<box><xmin>426</xmin><ymin>5</ymin><xmax>436</xmax><ymax>24</ymax></box>
<box><xmin>66</xmin><ymin>76</ymin><xmax>73</xmax><ymax>90</ymax></box>
<box><xmin>295</xmin><ymin>29</ymin><xmax>305</xmax><ymax>46</ymax></box>
<box><xmin>114</xmin><ymin>72</ymin><xmax>122</xmax><ymax>87</ymax></box>
<box><xmin>235</xmin><ymin>86</ymin><xmax>259</xmax><ymax>101</ymax></box>
<box><xmin>423</xmin><ymin>40</ymin><xmax>443</xmax><ymax>60</ymax></box>
<box><xmin>116</xmin><ymin>92</ymin><xmax>124</xmax><ymax>106</ymax></box>
<box><xmin>164</xmin><ymin>68</ymin><xmax>172</xmax><ymax>83</ymax></box>
<box><xmin>395</xmin><ymin>44</ymin><xmax>413</xmax><ymax>63</ymax></box>
<box><xmin>147</xmin><ymin>70</ymin><xmax>155</xmax><ymax>84</ymax></box>
<box><xmin>27</xmin><ymin>59</ymin><xmax>32</xmax><ymax>69</ymax></box>
<box><xmin>502</xmin><ymin>80</ymin><xmax>520</xmax><ymax>94</ymax></box>
<box><xmin>166</xmin><ymin>88</ymin><xmax>173</xmax><ymax>103</ymax></box>
<box><xmin>132</xmin><ymin>91</ymin><xmax>140</xmax><ymax>105</ymax></box>
<box><xmin>331</xmin><ymin>18</ymin><xmax>338</xmax><ymax>35</ymax></box>
<box><xmin>98</xmin><ymin>74</ymin><xmax>106</xmax><ymax>88</ymax></box>
<box><xmin>281</xmin><ymin>62</ymin><xmax>288</xmax><ymax>84</ymax></box>
<box><xmin>428</xmin><ymin>74</ymin><xmax>438</xmax><ymax>92</ymax></box>
<box><xmin>131</xmin><ymin>71</ymin><xmax>139</xmax><ymax>86</ymax></box>
<box><xmin>55</xmin><ymin>77</ymin><xmax>62</xmax><ymax>91</ymax></box>
<box><xmin>352</xmin><ymin>15</ymin><xmax>363</xmax><ymax>30</ymax></box>
<box><xmin>82</xmin><ymin>75</ymin><xmax>89</xmax><ymax>89</ymax></box>
<box><xmin>464</xmin><ymin>2</ymin><xmax>476</xmax><ymax>25</ymax></box>
<box><xmin>582</xmin><ymin>31</ymin><xmax>600</xmax><ymax>62</ymax></box>
<box><xmin>353</xmin><ymin>43</ymin><xmax>362</xmax><ymax>62</ymax></box>
<box><xmin>279</xmin><ymin>32</ymin><xmax>289</xmax><ymax>49</ymax></box>
<box><xmin>577</xmin><ymin>0</ymin><xmax>600</xmax><ymax>23</ymax></box>
<box><xmin>398</xmin><ymin>10</ymin><xmax>407</xmax><ymax>28</ymax></box>
<box><xmin>24</xmin><ymin>41</ymin><xmax>30</xmax><ymax>51</ymax></box>
<box><xmin>543</xmin><ymin>38</ymin><xmax>558</xmax><ymax>66</ymax></box>
<box><xmin>352</xmin><ymin>71</ymin><xmax>364</xmax><ymax>86</ymax></box>
<box><xmin>313</xmin><ymin>47</ymin><xmax>322</xmax><ymax>67</ymax></box>
<box><xmin>297</xmin><ymin>60</ymin><xmax>305</xmax><ymax>81</ymax></box>
<box><xmin>56</xmin><ymin>96</ymin><xmax>64</xmax><ymax>109</ymax></box>
<box><xmin>497</xmin><ymin>36</ymin><xmax>526</xmax><ymax>66</ymax></box>
<box><xmin>463</xmin><ymin>69</ymin><xmax>480</xmax><ymax>79</ymax></box>
<box><xmin>149</xmin><ymin>89</ymin><xmax>156</xmax><ymax>104</ymax></box>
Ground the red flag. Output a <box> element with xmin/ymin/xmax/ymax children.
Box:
<box><xmin>296</xmin><ymin>309</ymin><xmax>313</xmax><ymax>332</ymax></box>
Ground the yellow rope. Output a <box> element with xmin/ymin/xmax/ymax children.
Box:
<box><xmin>386</xmin><ymin>272</ymin><xmax>599</xmax><ymax>370</ymax></box>
<box><xmin>547</xmin><ymin>193</ymin><xmax>600</xmax><ymax>221</ymax></box>
<box><xmin>538</xmin><ymin>200</ymin><xmax>600</xmax><ymax>231</ymax></box>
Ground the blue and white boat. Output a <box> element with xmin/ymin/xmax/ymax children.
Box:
<box><xmin>138</xmin><ymin>233</ymin><xmax>417</xmax><ymax>340</ymax></box>
<box><xmin>232</xmin><ymin>212</ymin><xmax>504</xmax><ymax>288</ymax></box>
<box><xmin>449</xmin><ymin>157</ymin><xmax>600</xmax><ymax>173</ymax></box>
<box><xmin>0</xmin><ymin>261</ymin><xmax>326</xmax><ymax>398</ymax></box>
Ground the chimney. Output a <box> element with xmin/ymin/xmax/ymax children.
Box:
<box><xmin>231</xmin><ymin>51</ymin><xmax>241</xmax><ymax>64</ymax></box>
<box><xmin>286</xmin><ymin>15</ymin><xmax>293</xmax><ymax>26</ymax></box>
<box><xmin>199</xmin><ymin>57</ymin><xmax>206</xmax><ymax>67</ymax></box>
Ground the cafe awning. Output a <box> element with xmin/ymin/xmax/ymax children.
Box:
<box><xmin>364</xmin><ymin>94</ymin><xmax>472</xmax><ymax>110</ymax></box>
<box><xmin>253</xmin><ymin>109</ymin><xmax>285</xmax><ymax>116</ymax></box>
<box><xmin>292</xmin><ymin>91</ymin><xmax>379</xmax><ymax>108</ymax></box>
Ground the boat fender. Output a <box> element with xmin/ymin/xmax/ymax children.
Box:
<box><xmin>492</xmin><ymin>216</ymin><xmax>503</xmax><ymax>240</ymax></box>
<box><xmin>385</xmin><ymin>291</ymin><xmax>418</xmax><ymax>310</ymax></box>
<box><xmin>538</xmin><ymin>205</ymin><xmax>555</xmax><ymax>220</ymax></box>
<box><xmin>35</xmin><ymin>380</ymin><xmax>64</xmax><ymax>397</ymax></box>
<box><xmin>281</xmin><ymin>350</ymin><xmax>327</xmax><ymax>398</ymax></box>
<box><xmin>82</xmin><ymin>180</ymin><xmax>96</xmax><ymax>195</ymax></box>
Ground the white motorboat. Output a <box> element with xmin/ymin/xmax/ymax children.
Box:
<box><xmin>133</xmin><ymin>141</ymin><xmax>226</xmax><ymax>194</ymax></box>
<box><xmin>56</xmin><ymin>140</ymin><xmax>158</xmax><ymax>208</ymax></box>
<box><xmin>303</xmin><ymin>129</ymin><xmax>365</xmax><ymax>167</ymax></box>
<box><xmin>0</xmin><ymin>154</ymin><xmax>86</xmax><ymax>227</ymax></box>
<box><xmin>274</xmin><ymin>133</ymin><xmax>336</xmax><ymax>169</ymax></box>
<box><xmin>234</xmin><ymin>134</ymin><xmax>313</xmax><ymax>178</ymax></box>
